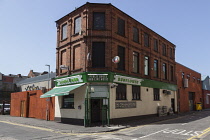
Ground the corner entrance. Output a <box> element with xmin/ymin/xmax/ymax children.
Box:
<box><xmin>90</xmin><ymin>98</ymin><xmax>108</xmax><ymax>126</ymax></box>
<box><xmin>91</xmin><ymin>99</ymin><xmax>102</xmax><ymax>123</ymax></box>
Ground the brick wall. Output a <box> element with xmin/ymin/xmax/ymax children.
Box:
<box><xmin>176</xmin><ymin>63</ymin><xmax>202</xmax><ymax>112</ymax></box>
<box><xmin>202</xmin><ymin>90</ymin><xmax>210</xmax><ymax>109</ymax></box>
<box><xmin>55</xmin><ymin>3</ymin><xmax>176</xmax><ymax>85</ymax></box>
<box><xmin>11</xmin><ymin>90</ymin><xmax>55</xmax><ymax>120</ymax></box>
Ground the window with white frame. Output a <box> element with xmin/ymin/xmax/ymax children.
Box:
<box><xmin>144</xmin><ymin>56</ymin><xmax>149</xmax><ymax>75</ymax></box>
<box><xmin>74</xmin><ymin>16</ymin><xmax>81</xmax><ymax>34</ymax></box>
<box><xmin>61</xmin><ymin>23</ymin><xmax>67</xmax><ymax>40</ymax></box>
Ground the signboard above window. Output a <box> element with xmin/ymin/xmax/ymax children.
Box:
<box><xmin>55</xmin><ymin>75</ymin><xmax>83</xmax><ymax>86</ymax></box>
<box><xmin>114</xmin><ymin>75</ymin><xmax>144</xmax><ymax>86</ymax></box>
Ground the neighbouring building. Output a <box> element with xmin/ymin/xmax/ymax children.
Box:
<box><xmin>176</xmin><ymin>62</ymin><xmax>202</xmax><ymax>112</ymax></box>
<box><xmin>0</xmin><ymin>72</ymin><xmax>27</xmax><ymax>103</ymax></box>
<box><xmin>41</xmin><ymin>2</ymin><xmax>177</xmax><ymax>126</ymax></box>
<box><xmin>202</xmin><ymin>76</ymin><xmax>210</xmax><ymax>109</ymax></box>
<box><xmin>16</xmin><ymin>72</ymin><xmax>56</xmax><ymax>91</ymax></box>
<box><xmin>28</xmin><ymin>70</ymin><xmax>48</xmax><ymax>78</ymax></box>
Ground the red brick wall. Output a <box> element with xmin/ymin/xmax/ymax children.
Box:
<box><xmin>203</xmin><ymin>90</ymin><xmax>210</xmax><ymax>109</ymax></box>
<box><xmin>176</xmin><ymin>63</ymin><xmax>202</xmax><ymax>112</ymax></box>
<box><xmin>11</xmin><ymin>90</ymin><xmax>55</xmax><ymax>120</ymax></box>
<box><xmin>55</xmin><ymin>3</ymin><xmax>176</xmax><ymax>85</ymax></box>
<box><xmin>2</xmin><ymin>75</ymin><xmax>14</xmax><ymax>82</ymax></box>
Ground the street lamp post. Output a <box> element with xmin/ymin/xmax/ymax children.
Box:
<box><xmin>45</xmin><ymin>64</ymin><xmax>50</xmax><ymax>90</ymax></box>
<box><xmin>45</xmin><ymin>64</ymin><xmax>50</xmax><ymax>121</ymax></box>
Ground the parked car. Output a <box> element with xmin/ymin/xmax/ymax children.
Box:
<box><xmin>0</xmin><ymin>104</ymin><xmax>10</xmax><ymax>114</ymax></box>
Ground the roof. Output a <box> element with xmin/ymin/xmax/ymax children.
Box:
<box><xmin>16</xmin><ymin>72</ymin><xmax>56</xmax><ymax>86</ymax></box>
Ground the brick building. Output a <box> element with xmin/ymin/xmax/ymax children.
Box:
<box><xmin>41</xmin><ymin>3</ymin><xmax>177</xmax><ymax>126</ymax></box>
<box><xmin>0</xmin><ymin>72</ymin><xmax>27</xmax><ymax>103</ymax></box>
<box><xmin>176</xmin><ymin>62</ymin><xmax>202</xmax><ymax>112</ymax></box>
<box><xmin>202</xmin><ymin>76</ymin><xmax>210</xmax><ymax>109</ymax></box>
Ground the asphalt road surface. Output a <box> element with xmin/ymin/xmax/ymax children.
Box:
<box><xmin>0</xmin><ymin>110</ymin><xmax>210</xmax><ymax>140</ymax></box>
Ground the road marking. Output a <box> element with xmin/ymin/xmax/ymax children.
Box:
<box><xmin>182</xmin><ymin>123</ymin><xmax>187</xmax><ymax>125</ymax></box>
<box><xmin>187</xmin><ymin>127</ymin><xmax>210</xmax><ymax>140</ymax></box>
<box><xmin>162</xmin><ymin>128</ymin><xmax>203</xmax><ymax>136</ymax></box>
<box><xmin>132</xmin><ymin>128</ymin><xmax>169</xmax><ymax>139</ymax></box>
<box><xmin>0</xmin><ymin>121</ymin><xmax>54</xmax><ymax>132</ymax></box>
<box><xmin>0</xmin><ymin>113</ymin><xmax>193</xmax><ymax>137</ymax></box>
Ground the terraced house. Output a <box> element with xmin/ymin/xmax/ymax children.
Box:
<box><xmin>41</xmin><ymin>2</ymin><xmax>177</xmax><ymax>126</ymax></box>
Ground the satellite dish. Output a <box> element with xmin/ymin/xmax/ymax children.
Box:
<box><xmin>112</xmin><ymin>56</ymin><xmax>120</xmax><ymax>64</ymax></box>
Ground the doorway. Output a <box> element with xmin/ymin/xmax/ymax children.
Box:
<box><xmin>91</xmin><ymin>99</ymin><xmax>102</xmax><ymax>124</ymax></box>
<box><xmin>189</xmin><ymin>92</ymin><xmax>195</xmax><ymax>111</ymax></box>
<box><xmin>171</xmin><ymin>98</ymin><xmax>175</xmax><ymax>112</ymax></box>
<box><xmin>20</xmin><ymin>100</ymin><xmax>25</xmax><ymax>117</ymax></box>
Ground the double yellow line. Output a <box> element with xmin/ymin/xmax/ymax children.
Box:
<box><xmin>0</xmin><ymin>120</ymin><xmax>112</xmax><ymax>136</ymax></box>
<box><xmin>187</xmin><ymin>127</ymin><xmax>210</xmax><ymax>140</ymax></box>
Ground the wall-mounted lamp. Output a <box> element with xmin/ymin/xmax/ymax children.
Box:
<box><xmin>110</xmin><ymin>83</ymin><xmax>118</xmax><ymax>88</ymax></box>
<box><xmin>60</xmin><ymin>65</ymin><xmax>70</xmax><ymax>75</ymax></box>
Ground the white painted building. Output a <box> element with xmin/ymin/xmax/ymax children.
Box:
<box><xmin>17</xmin><ymin>73</ymin><xmax>56</xmax><ymax>91</ymax></box>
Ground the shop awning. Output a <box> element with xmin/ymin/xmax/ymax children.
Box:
<box><xmin>40</xmin><ymin>83</ymin><xmax>85</xmax><ymax>98</ymax></box>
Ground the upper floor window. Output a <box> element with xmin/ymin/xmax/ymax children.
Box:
<box><xmin>162</xmin><ymin>43</ymin><xmax>167</xmax><ymax>56</ymax></box>
<box><xmin>170</xmin><ymin>48</ymin><xmax>173</xmax><ymax>58</ymax></box>
<box><xmin>144</xmin><ymin>56</ymin><xmax>149</xmax><ymax>75</ymax></box>
<box><xmin>61</xmin><ymin>23</ymin><xmax>67</xmax><ymax>40</ymax></box>
<box><xmin>118</xmin><ymin>46</ymin><xmax>125</xmax><ymax>71</ymax></box>
<box><xmin>74</xmin><ymin>16</ymin><xmax>81</xmax><ymax>34</ymax></box>
<box><xmin>60</xmin><ymin>50</ymin><xmax>67</xmax><ymax>73</ymax></box>
<box><xmin>182</xmin><ymin>72</ymin><xmax>185</xmax><ymax>79</ymax></box>
<box><xmin>92</xmin><ymin>42</ymin><xmax>105</xmax><ymax>68</ymax></box>
<box><xmin>93</xmin><ymin>12</ymin><xmax>105</xmax><ymax>30</ymax></box>
<box><xmin>132</xmin><ymin>85</ymin><xmax>141</xmax><ymax>100</ymax></box>
<box><xmin>154</xmin><ymin>59</ymin><xmax>158</xmax><ymax>78</ymax></box>
<box><xmin>170</xmin><ymin>65</ymin><xmax>174</xmax><ymax>81</ymax></box>
<box><xmin>73</xmin><ymin>45</ymin><xmax>81</xmax><ymax>70</ymax></box>
<box><xmin>154</xmin><ymin>39</ymin><xmax>158</xmax><ymax>52</ymax></box>
<box><xmin>133</xmin><ymin>52</ymin><xmax>139</xmax><ymax>73</ymax></box>
<box><xmin>192</xmin><ymin>77</ymin><xmax>195</xmax><ymax>82</ymax></box>
<box><xmin>116</xmin><ymin>84</ymin><xmax>126</xmax><ymax>100</ymax></box>
<box><xmin>117</xmin><ymin>17</ymin><xmax>125</xmax><ymax>36</ymax></box>
<box><xmin>133</xmin><ymin>27</ymin><xmax>139</xmax><ymax>43</ymax></box>
<box><xmin>144</xmin><ymin>33</ymin><xmax>150</xmax><ymax>47</ymax></box>
<box><xmin>163</xmin><ymin>63</ymin><xmax>167</xmax><ymax>80</ymax></box>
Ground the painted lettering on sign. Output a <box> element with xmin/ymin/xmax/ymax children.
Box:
<box><xmin>114</xmin><ymin>75</ymin><xmax>143</xmax><ymax>85</ymax></box>
<box><xmin>56</xmin><ymin>75</ymin><xmax>83</xmax><ymax>86</ymax></box>
<box><xmin>115</xmin><ymin>102</ymin><xmax>136</xmax><ymax>109</ymax></box>
<box><xmin>87</xmin><ymin>74</ymin><xmax>109</xmax><ymax>82</ymax></box>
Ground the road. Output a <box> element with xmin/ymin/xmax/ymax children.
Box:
<box><xmin>0</xmin><ymin>110</ymin><xmax>210</xmax><ymax>140</ymax></box>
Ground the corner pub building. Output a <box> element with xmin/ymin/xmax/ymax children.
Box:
<box><xmin>41</xmin><ymin>3</ymin><xmax>177</xmax><ymax>126</ymax></box>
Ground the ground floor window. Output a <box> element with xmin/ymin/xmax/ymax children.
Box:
<box><xmin>132</xmin><ymin>85</ymin><xmax>141</xmax><ymax>100</ymax></box>
<box><xmin>116</xmin><ymin>84</ymin><xmax>126</xmax><ymax>100</ymax></box>
<box><xmin>62</xmin><ymin>94</ymin><xmax>74</xmax><ymax>109</ymax></box>
<box><xmin>154</xmin><ymin>88</ymin><xmax>160</xmax><ymax>101</ymax></box>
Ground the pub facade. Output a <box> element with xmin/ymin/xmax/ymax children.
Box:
<box><xmin>41</xmin><ymin>72</ymin><xmax>177</xmax><ymax>126</ymax></box>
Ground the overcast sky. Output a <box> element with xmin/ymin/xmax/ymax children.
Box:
<box><xmin>0</xmin><ymin>0</ymin><xmax>210</xmax><ymax>79</ymax></box>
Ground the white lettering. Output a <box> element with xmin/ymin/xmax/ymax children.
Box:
<box><xmin>190</xmin><ymin>131</ymin><xmax>203</xmax><ymax>136</ymax></box>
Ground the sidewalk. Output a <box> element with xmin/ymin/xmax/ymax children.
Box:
<box><xmin>0</xmin><ymin>110</ymin><xmax>207</xmax><ymax>134</ymax></box>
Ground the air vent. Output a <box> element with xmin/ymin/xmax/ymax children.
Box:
<box><xmin>184</xmin><ymin>79</ymin><xmax>188</xmax><ymax>88</ymax></box>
